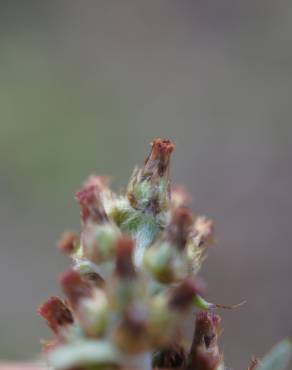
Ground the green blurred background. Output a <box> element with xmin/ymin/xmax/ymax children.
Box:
<box><xmin>0</xmin><ymin>1</ymin><xmax>291</xmax><ymax>368</ymax></box>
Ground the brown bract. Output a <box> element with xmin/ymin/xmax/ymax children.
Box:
<box><xmin>144</xmin><ymin>139</ymin><xmax>175</xmax><ymax>177</ymax></box>
<box><xmin>37</xmin><ymin>296</ymin><xmax>73</xmax><ymax>334</ymax></box>
<box><xmin>75</xmin><ymin>178</ymin><xmax>108</xmax><ymax>224</ymax></box>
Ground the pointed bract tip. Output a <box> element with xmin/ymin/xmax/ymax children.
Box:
<box><xmin>150</xmin><ymin>138</ymin><xmax>175</xmax><ymax>157</ymax></box>
<box><xmin>196</xmin><ymin>311</ymin><xmax>221</xmax><ymax>336</ymax></box>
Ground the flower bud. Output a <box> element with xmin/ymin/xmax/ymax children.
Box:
<box><xmin>193</xmin><ymin>312</ymin><xmax>221</xmax><ymax>347</ymax></box>
<box><xmin>186</xmin><ymin>312</ymin><xmax>222</xmax><ymax>370</ymax></box>
<box><xmin>143</xmin><ymin>241</ymin><xmax>177</xmax><ymax>283</ymax></box>
<box><xmin>81</xmin><ymin>222</ymin><xmax>119</xmax><ymax>264</ymax></box>
<box><xmin>143</xmin><ymin>207</ymin><xmax>193</xmax><ymax>283</ymax></box>
<box><xmin>75</xmin><ymin>176</ymin><xmax>109</xmax><ymax>224</ymax></box>
<box><xmin>127</xmin><ymin>138</ymin><xmax>175</xmax><ymax>215</ymax></box>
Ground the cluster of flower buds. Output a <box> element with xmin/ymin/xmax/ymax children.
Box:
<box><xmin>38</xmin><ymin>138</ymin><xmax>226</xmax><ymax>370</ymax></box>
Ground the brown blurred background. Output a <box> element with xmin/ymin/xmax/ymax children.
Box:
<box><xmin>0</xmin><ymin>1</ymin><xmax>291</xmax><ymax>368</ymax></box>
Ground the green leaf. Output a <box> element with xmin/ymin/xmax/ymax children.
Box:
<box><xmin>257</xmin><ymin>339</ymin><xmax>292</xmax><ymax>370</ymax></box>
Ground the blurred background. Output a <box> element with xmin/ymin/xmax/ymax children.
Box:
<box><xmin>0</xmin><ymin>1</ymin><xmax>291</xmax><ymax>368</ymax></box>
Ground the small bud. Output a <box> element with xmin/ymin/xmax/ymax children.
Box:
<box><xmin>127</xmin><ymin>138</ymin><xmax>175</xmax><ymax>215</ymax></box>
<box><xmin>168</xmin><ymin>278</ymin><xmax>204</xmax><ymax>311</ymax></box>
<box><xmin>38</xmin><ymin>296</ymin><xmax>74</xmax><ymax>334</ymax></box>
<box><xmin>194</xmin><ymin>312</ymin><xmax>221</xmax><ymax>347</ymax></box>
<box><xmin>75</xmin><ymin>176</ymin><xmax>108</xmax><ymax>224</ymax></box>
<box><xmin>143</xmin><ymin>242</ymin><xmax>176</xmax><ymax>283</ymax></box>
<box><xmin>143</xmin><ymin>208</ymin><xmax>192</xmax><ymax>283</ymax></box>
<box><xmin>144</xmin><ymin>138</ymin><xmax>175</xmax><ymax>177</ymax></box>
<box><xmin>115</xmin><ymin>237</ymin><xmax>136</xmax><ymax>279</ymax></box>
<box><xmin>186</xmin><ymin>312</ymin><xmax>222</xmax><ymax>370</ymax></box>
<box><xmin>57</xmin><ymin>231</ymin><xmax>79</xmax><ymax>256</ymax></box>
<box><xmin>59</xmin><ymin>269</ymin><xmax>92</xmax><ymax>307</ymax></box>
<box><xmin>81</xmin><ymin>222</ymin><xmax>119</xmax><ymax>264</ymax></box>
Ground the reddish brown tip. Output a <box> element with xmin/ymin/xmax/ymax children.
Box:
<box><xmin>144</xmin><ymin>138</ymin><xmax>175</xmax><ymax>176</ymax></box>
<box><xmin>75</xmin><ymin>177</ymin><xmax>108</xmax><ymax>223</ymax></box>
<box><xmin>115</xmin><ymin>237</ymin><xmax>136</xmax><ymax>278</ymax></box>
<box><xmin>57</xmin><ymin>231</ymin><xmax>78</xmax><ymax>255</ymax></box>
<box><xmin>195</xmin><ymin>312</ymin><xmax>221</xmax><ymax>344</ymax></box>
<box><xmin>38</xmin><ymin>296</ymin><xmax>74</xmax><ymax>334</ymax></box>
<box><xmin>59</xmin><ymin>269</ymin><xmax>92</xmax><ymax>306</ymax></box>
